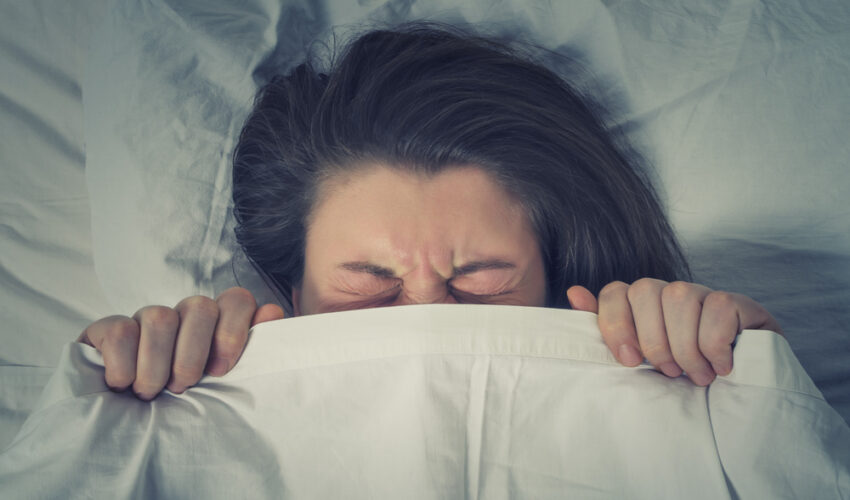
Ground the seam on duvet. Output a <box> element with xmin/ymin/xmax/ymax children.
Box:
<box><xmin>704</xmin><ymin>387</ymin><xmax>739</xmax><ymax>500</ymax></box>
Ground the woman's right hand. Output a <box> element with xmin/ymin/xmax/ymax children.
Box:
<box><xmin>77</xmin><ymin>287</ymin><xmax>285</xmax><ymax>400</ymax></box>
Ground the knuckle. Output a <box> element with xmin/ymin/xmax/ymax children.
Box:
<box><xmin>599</xmin><ymin>281</ymin><xmax>628</xmax><ymax>299</ymax></box>
<box><xmin>671</xmin><ymin>347</ymin><xmax>705</xmax><ymax>369</ymax></box>
<box><xmin>626</xmin><ymin>278</ymin><xmax>664</xmax><ymax>302</ymax></box>
<box><xmin>699</xmin><ymin>337</ymin><xmax>731</xmax><ymax>359</ymax></box>
<box><xmin>661</xmin><ymin>281</ymin><xmax>694</xmax><ymax>303</ymax></box>
<box><xmin>92</xmin><ymin>314</ymin><xmax>132</xmax><ymax>328</ymax></box>
<box><xmin>104</xmin><ymin>318</ymin><xmax>140</xmax><ymax>345</ymax></box>
<box><xmin>598</xmin><ymin>317</ymin><xmax>634</xmax><ymax>337</ymax></box>
<box><xmin>701</xmin><ymin>347</ymin><xmax>729</xmax><ymax>364</ymax></box>
<box><xmin>640</xmin><ymin>343</ymin><xmax>671</xmax><ymax>362</ymax></box>
<box><xmin>177</xmin><ymin>295</ymin><xmax>219</xmax><ymax>318</ymax></box>
<box><xmin>138</xmin><ymin>306</ymin><xmax>179</xmax><ymax>333</ymax></box>
<box><xmin>217</xmin><ymin>287</ymin><xmax>257</xmax><ymax>310</ymax></box>
<box><xmin>171</xmin><ymin>363</ymin><xmax>203</xmax><ymax>386</ymax></box>
<box><xmin>213</xmin><ymin>333</ymin><xmax>245</xmax><ymax>359</ymax></box>
<box><xmin>703</xmin><ymin>290</ymin><xmax>735</xmax><ymax>310</ymax></box>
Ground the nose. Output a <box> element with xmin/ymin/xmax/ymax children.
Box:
<box><xmin>398</xmin><ymin>284</ymin><xmax>458</xmax><ymax>305</ymax></box>
<box><xmin>396</xmin><ymin>254</ymin><xmax>457</xmax><ymax>305</ymax></box>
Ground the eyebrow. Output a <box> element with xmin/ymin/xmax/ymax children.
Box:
<box><xmin>338</xmin><ymin>259</ymin><xmax>516</xmax><ymax>278</ymax></box>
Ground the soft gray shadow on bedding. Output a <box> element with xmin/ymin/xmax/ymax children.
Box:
<box><xmin>0</xmin><ymin>90</ymin><xmax>85</xmax><ymax>167</ymax></box>
<box><xmin>0</xmin><ymin>36</ymin><xmax>80</xmax><ymax>99</ymax></box>
<box><xmin>251</xmin><ymin>0</ymin><xmax>330</xmax><ymax>85</ymax></box>
<box><xmin>687</xmin><ymin>238</ymin><xmax>850</xmax><ymax>426</ymax></box>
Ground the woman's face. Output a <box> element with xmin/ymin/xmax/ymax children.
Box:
<box><xmin>292</xmin><ymin>165</ymin><xmax>547</xmax><ymax>315</ymax></box>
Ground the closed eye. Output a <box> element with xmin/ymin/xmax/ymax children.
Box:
<box><xmin>327</xmin><ymin>286</ymin><xmax>401</xmax><ymax>311</ymax></box>
<box><xmin>334</xmin><ymin>266</ymin><xmax>402</xmax><ymax>297</ymax></box>
<box><xmin>448</xmin><ymin>267</ymin><xmax>515</xmax><ymax>297</ymax></box>
<box><xmin>333</xmin><ymin>259</ymin><xmax>519</xmax><ymax>304</ymax></box>
<box><xmin>338</xmin><ymin>282</ymin><xmax>402</xmax><ymax>298</ymax></box>
<box><xmin>450</xmin><ymin>287</ymin><xmax>514</xmax><ymax>304</ymax></box>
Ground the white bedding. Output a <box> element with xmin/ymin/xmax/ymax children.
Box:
<box><xmin>2</xmin><ymin>305</ymin><xmax>848</xmax><ymax>499</ymax></box>
<box><xmin>1</xmin><ymin>0</ymin><xmax>849</xmax><ymax>488</ymax></box>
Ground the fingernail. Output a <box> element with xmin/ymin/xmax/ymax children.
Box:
<box><xmin>659</xmin><ymin>362</ymin><xmax>682</xmax><ymax>378</ymax></box>
<box><xmin>691</xmin><ymin>370</ymin><xmax>715</xmax><ymax>386</ymax></box>
<box><xmin>712</xmin><ymin>361</ymin><xmax>732</xmax><ymax>376</ymax></box>
<box><xmin>134</xmin><ymin>390</ymin><xmax>155</xmax><ymax>401</ymax></box>
<box><xmin>618</xmin><ymin>344</ymin><xmax>642</xmax><ymax>366</ymax></box>
<box><xmin>167</xmin><ymin>383</ymin><xmax>186</xmax><ymax>394</ymax></box>
<box><xmin>207</xmin><ymin>357</ymin><xmax>230</xmax><ymax>376</ymax></box>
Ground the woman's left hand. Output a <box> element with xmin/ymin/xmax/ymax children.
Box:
<box><xmin>567</xmin><ymin>279</ymin><xmax>783</xmax><ymax>386</ymax></box>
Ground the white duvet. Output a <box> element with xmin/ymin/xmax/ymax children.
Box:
<box><xmin>1</xmin><ymin>305</ymin><xmax>847</xmax><ymax>499</ymax></box>
<box><xmin>3</xmin><ymin>0</ymin><xmax>850</xmax><ymax>454</ymax></box>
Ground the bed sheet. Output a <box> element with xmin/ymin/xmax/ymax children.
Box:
<box><xmin>0</xmin><ymin>0</ymin><xmax>110</xmax><ymax>448</ymax></box>
<box><xmin>1</xmin><ymin>0</ymin><xmax>849</xmax><ymax>455</ymax></box>
<box><xmin>2</xmin><ymin>305</ymin><xmax>848</xmax><ymax>499</ymax></box>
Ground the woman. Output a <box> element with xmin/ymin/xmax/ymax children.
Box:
<box><xmin>78</xmin><ymin>24</ymin><xmax>782</xmax><ymax>400</ymax></box>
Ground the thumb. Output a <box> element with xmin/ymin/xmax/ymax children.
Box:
<box><xmin>251</xmin><ymin>303</ymin><xmax>286</xmax><ymax>327</ymax></box>
<box><xmin>566</xmin><ymin>285</ymin><xmax>599</xmax><ymax>313</ymax></box>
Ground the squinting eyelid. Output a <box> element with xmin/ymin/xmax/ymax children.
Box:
<box><xmin>335</xmin><ymin>268</ymin><xmax>517</xmax><ymax>297</ymax></box>
<box><xmin>449</xmin><ymin>271</ymin><xmax>515</xmax><ymax>295</ymax></box>
<box><xmin>337</xmin><ymin>281</ymin><xmax>402</xmax><ymax>297</ymax></box>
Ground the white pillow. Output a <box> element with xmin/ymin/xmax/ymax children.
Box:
<box><xmin>85</xmin><ymin>0</ymin><xmax>276</xmax><ymax>313</ymax></box>
<box><xmin>84</xmin><ymin>0</ymin><xmax>850</xmax><ymax>309</ymax></box>
<box><xmin>82</xmin><ymin>0</ymin><xmax>627</xmax><ymax>314</ymax></box>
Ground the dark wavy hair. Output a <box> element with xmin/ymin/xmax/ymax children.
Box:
<box><xmin>232</xmin><ymin>23</ymin><xmax>690</xmax><ymax>311</ymax></box>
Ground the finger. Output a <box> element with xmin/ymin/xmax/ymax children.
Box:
<box><xmin>696</xmin><ymin>291</ymin><xmax>740</xmax><ymax>376</ymax></box>
<box><xmin>626</xmin><ymin>278</ymin><xmax>681</xmax><ymax>378</ymax></box>
<box><xmin>735</xmin><ymin>294</ymin><xmax>783</xmax><ymax>336</ymax></box>
<box><xmin>251</xmin><ymin>303</ymin><xmax>285</xmax><ymax>327</ymax></box>
<box><xmin>132</xmin><ymin>306</ymin><xmax>179</xmax><ymax>400</ymax></box>
<box><xmin>80</xmin><ymin>316</ymin><xmax>140</xmax><ymax>391</ymax></box>
<box><xmin>597</xmin><ymin>281</ymin><xmax>643</xmax><ymax>367</ymax></box>
<box><xmin>167</xmin><ymin>296</ymin><xmax>219</xmax><ymax>394</ymax></box>
<box><xmin>207</xmin><ymin>287</ymin><xmax>256</xmax><ymax>376</ymax></box>
<box><xmin>566</xmin><ymin>286</ymin><xmax>598</xmax><ymax>313</ymax></box>
<box><xmin>698</xmin><ymin>291</ymin><xmax>782</xmax><ymax>376</ymax></box>
<box><xmin>661</xmin><ymin>282</ymin><xmax>715</xmax><ymax>386</ymax></box>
